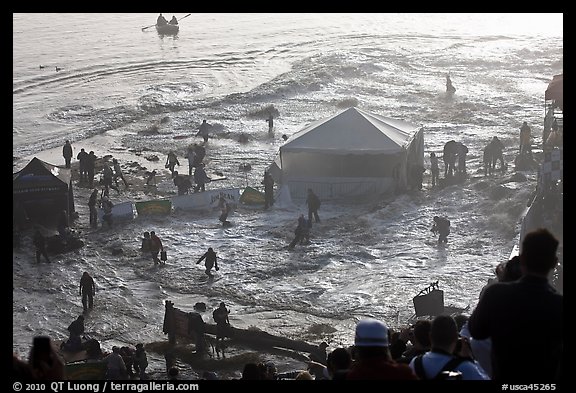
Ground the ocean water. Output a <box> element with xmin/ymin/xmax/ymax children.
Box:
<box><xmin>13</xmin><ymin>13</ymin><xmax>563</xmax><ymax>378</ymax></box>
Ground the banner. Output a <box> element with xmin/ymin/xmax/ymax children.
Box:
<box><xmin>171</xmin><ymin>188</ymin><xmax>241</xmax><ymax>211</ymax></box>
<box><xmin>134</xmin><ymin>199</ymin><xmax>172</xmax><ymax>215</ymax></box>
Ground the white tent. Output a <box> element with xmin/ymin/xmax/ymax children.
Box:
<box><xmin>269</xmin><ymin>107</ymin><xmax>424</xmax><ymax>200</ymax></box>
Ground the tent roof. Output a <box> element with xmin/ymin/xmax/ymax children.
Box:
<box><xmin>13</xmin><ymin>157</ymin><xmax>71</xmax><ymax>187</ymax></box>
<box><xmin>280</xmin><ymin>107</ymin><xmax>421</xmax><ymax>155</ymax></box>
<box><xmin>545</xmin><ymin>74</ymin><xmax>563</xmax><ymax>103</ymax></box>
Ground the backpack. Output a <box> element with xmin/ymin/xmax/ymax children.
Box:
<box><xmin>413</xmin><ymin>354</ymin><xmax>464</xmax><ymax>380</ymax></box>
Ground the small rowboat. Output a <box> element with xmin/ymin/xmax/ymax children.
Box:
<box><xmin>156</xmin><ymin>23</ymin><xmax>179</xmax><ymax>35</ymax></box>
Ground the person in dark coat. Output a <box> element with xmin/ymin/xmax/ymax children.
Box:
<box><xmin>88</xmin><ymin>189</ymin><xmax>99</xmax><ymax>229</ymax></box>
<box><xmin>101</xmin><ymin>196</ymin><xmax>114</xmax><ymax>228</ymax></box>
<box><xmin>173</xmin><ymin>171</ymin><xmax>191</xmax><ymax>195</ymax></box>
<box><xmin>62</xmin><ymin>315</ymin><xmax>85</xmax><ymax>352</ymax></box>
<box><xmin>186</xmin><ymin>145</ymin><xmax>196</xmax><ymax>176</ymax></box>
<box><xmin>165</xmin><ymin>151</ymin><xmax>180</xmax><ymax>178</ymax></box>
<box><xmin>63</xmin><ymin>140</ymin><xmax>73</xmax><ymax>168</ymax></box>
<box><xmin>67</xmin><ymin>315</ymin><xmax>85</xmax><ymax>337</ymax></box>
<box><xmin>79</xmin><ymin>272</ymin><xmax>96</xmax><ymax>312</ymax></box>
<box><xmin>33</xmin><ymin>230</ymin><xmax>51</xmax><ymax>263</ymax></box>
<box><xmin>431</xmin><ymin>216</ymin><xmax>450</xmax><ymax>244</ymax></box>
<box><xmin>193</xmin><ymin>163</ymin><xmax>211</xmax><ymax>193</ymax></box>
<box><xmin>192</xmin><ymin>143</ymin><xmax>206</xmax><ymax>167</ymax></box>
<box><xmin>468</xmin><ymin>228</ymin><xmax>562</xmax><ymax>381</ymax></box>
<box><xmin>86</xmin><ymin>151</ymin><xmax>97</xmax><ymax>188</ymax></box>
<box><xmin>306</xmin><ymin>188</ymin><xmax>321</xmax><ymax>223</ymax></box>
<box><xmin>410</xmin><ymin>164</ymin><xmax>425</xmax><ymax>190</ymax></box>
<box><xmin>489</xmin><ymin>136</ymin><xmax>506</xmax><ymax>173</ymax></box>
<box><xmin>112</xmin><ymin>158</ymin><xmax>129</xmax><ymax>188</ymax></box>
<box><xmin>119</xmin><ymin>347</ymin><xmax>135</xmax><ymax>379</ymax></box>
<box><xmin>218</xmin><ymin>195</ymin><xmax>232</xmax><ymax>225</ymax></box>
<box><xmin>266</xmin><ymin>114</ymin><xmax>274</xmax><ymax>134</ymax></box>
<box><xmin>141</xmin><ymin>232</ymin><xmax>151</xmax><ymax>253</ymax></box>
<box><xmin>76</xmin><ymin>148</ymin><xmax>89</xmax><ymax>182</ymax></box>
<box><xmin>157</xmin><ymin>14</ymin><xmax>168</xmax><ymax>26</ymax></box>
<box><xmin>262</xmin><ymin>171</ymin><xmax>275</xmax><ymax>210</ymax></box>
<box><xmin>196</xmin><ymin>120</ymin><xmax>211</xmax><ymax>143</ymax></box>
<box><xmin>457</xmin><ymin>142</ymin><xmax>469</xmax><ymax>174</ymax></box>
<box><xmin>150</xmin><ymin>231</ymin><xmax>164</xmax><ymax>265</ymax></box>
<box><xmin>196</xmin><ymin>247</ymin><xmax>218</xmax><ymax>277</ymax></box>
<box><xmin>212</xmin><ymin>302</ymin><xmax>230</xmax><ymax>356</ymax></box>
<box><xmin>288</xmin><ymin>214</ymin><xmax>309</xmax><ymax>250</ymax></box>
<box><xmin>102</xmin><ymin>163</ymin><xmax>119</xmax><ymax>196</ymax></box>
<box><xmin>133</xmin><ymin>343</ymin><xmax>148</xmax><ymax>380</ymax></box>
<box><xmin>519</xmin><ymin>121</ymin><xmax>532</xmax><ymax>156</ymax></box>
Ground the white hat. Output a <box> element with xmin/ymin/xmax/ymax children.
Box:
<box><xmin>354</xmin><ymin>319</ymin><xmax>389</xmax><ymax>347</ymax></box>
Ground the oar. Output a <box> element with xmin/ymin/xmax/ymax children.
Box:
<box><xmin>178</xmin><ymin>13</ymin><xmax>192</xmax><ymax>22</ymax></box>
<box><xmin>142</xmin><ymin>23</ymin><xmax>156</xmax><ymax>31</ymax></box>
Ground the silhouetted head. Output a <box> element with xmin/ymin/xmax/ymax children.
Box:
<box><xmin>501</xmin><ymin>256</ymin><xmax>522</xmax><ymax>282</ymax></box>
<box><xmin>412</xmin><ymin>319</ymin><xmax>432</xmax><ymax>348</ymax></box>
<box><xmin>430</xmin><ymin>315</ymin><xmax>458</xmax><ymax>348</ymax></box>
<box><xmin>208</xmin><ymin>247</ymin><xmax>213</xmax><ymax>252</ymax></box>
<box><xmin>520</xmin><ymin>228</ymin><xmax>559</xmax><ymax>276</ymax></box>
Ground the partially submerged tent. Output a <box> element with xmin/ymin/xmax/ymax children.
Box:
<box><xmin>13</xmin><ymin>157</ymin><xmax>75</xmax><ymax>228</ymax></box>
<box><xmin>269</xmin><ymin>107</ymin><xmax>424</xmax><ymax>199</ymax></box>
